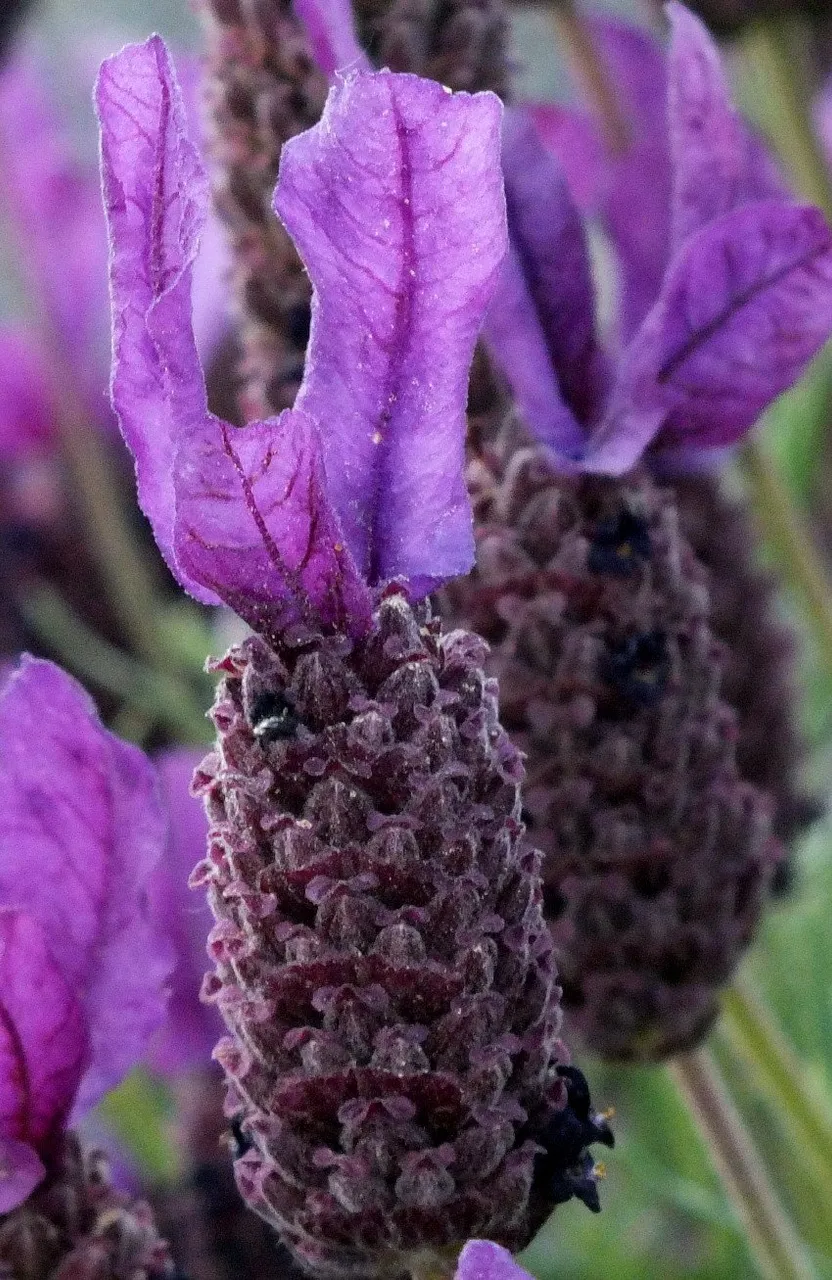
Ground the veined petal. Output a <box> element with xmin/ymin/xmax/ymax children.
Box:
<box><xmin>586</xmin><ymin>200</ymin><xmax>832</xmax><ymax>473</ymax></box>
<box><xmin>292</xmin><ymin>0</ymin><xmax>369</xmax><ymax>77</ymax></box>
<box><xmin>0</xmin><ymin>908</ymin><xmax>87</xmax><ymax>1209</ymax></box>
<box><xmin>455</xmin><ymin>1242</ymin><xmax>535</xmax><ymax>1280</ymax></box>
<box><xmin>278</xmin><ymin>70</ymin><xmax>507</xmax><ymax>591</ymax></box>
<box><xmin>99</xmin><ymin>37</ymin><xmax>373</xmax><ymax>633</ymax></box>
<box><xmin>172</xmin><ymin>407</ymin><xmax>373</xmax><ymax>640</ymax></box>
<box><xmin>97</xmin><ymin>35</ymin><xmax>218</xmax><ymax>604</ymax></box>
<box><xmin>667</xmin><ymin>2</ymin><xmax>785</xmax><ymax>246</ymax></box>
<box><xmin>0</xmin><ymin>658</ymin><xmax>172</xmax><ymax>1114</ymax></box>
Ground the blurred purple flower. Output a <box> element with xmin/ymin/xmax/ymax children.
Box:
<box><xmin>147</xmin><ymin>749</ymin><xmax>222</xmax><ymax>1078</ymax></box>
<box><xmin>0</xmin><ymin>656</ymin><xmax>172</xmax><ymax>1211</ymax></box>
<box><xmin>0</xmin><ymin>47</ymin><xmax>229</xmax><ymax>487</ymax></box>
<box><xmin>455</xmin><ymin>1242</ymin><xmax>534</xmax><ymax>1280</ymax></box>
<box><xmin>96</xmin><ymin>37</ymin><xmax>506</xmax><ymax>636</ymax></box>
<box><xmin>490</xmin><ymin>2</ymin><xmax>832</xmax><ymax>474</ymax></box>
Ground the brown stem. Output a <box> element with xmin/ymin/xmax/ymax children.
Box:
<box><xmin>670</xmin><ymin>1049</ymin><xmax>818</xmax><ymax>1280</ymax></box>
<box><xmin>549</xmin><ymin>0</ymin><xmax>630</xmax><ymax>155</ymax></box>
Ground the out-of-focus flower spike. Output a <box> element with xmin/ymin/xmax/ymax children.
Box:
<box><xmin>200</xmin><ymin>0</ymin><xmax>328</xmax><ymax>420</ymax></box>
<box><xmin>292</xmin><ymin>0</ymin><xmax>369</xmax><ymax>75</ymax></box>
<box><xmin>354</xmin><ymin>0</ymin><xmax>510</xmax><ymax>96</ymax></box>
<box><xmin>280</xmin><ymin>70</ymin><xmax>507</xmax><ymax>591</ymax></box>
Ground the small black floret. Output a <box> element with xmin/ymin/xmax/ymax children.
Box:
<box><xmin>589</xmin><ymin>509</ymin><xmax>651</xmax><ymax>577</ymax></box>
<box><xmin>247</xmin><ymin>689</ymin><xmax>301</xmax><ymax>743</ymax></box>
<box><xmin>603</xmin><ymin>630</ymin><xmax>670</xmax><ymax>708</ymax></box>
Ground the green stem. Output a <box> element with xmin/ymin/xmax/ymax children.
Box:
<box><xmin>720</xmin><ymin>980</ymin><xmax>832</xmax><ymax>1183</ymax></box>
<box><xmin>670</xmin><ymin>1049</ymin><xmax>818</xmax><ymax>1280</ymax></box>
<box><xmin>742</xmin><ymin>439</ymin><xmax>832</xmax><ymax>677</ymax></box>
<box><xmin>56</xmin><ymin>404</ymin><xmax>171</xmax><ymax>670</ymax></box>
<box><xmin>739</xmin><ymin>19</ymin><xmax>832</xmax><ymax>219</ymax></box>
<box><xmin>20</xmin><ymin>584</ymin><xmax>210</xmax><ymax>745</ymax></box>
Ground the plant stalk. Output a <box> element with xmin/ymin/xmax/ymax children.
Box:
<box><xmin>742</xmin><ymin>438</ymin><xmax>832</xmax><ymax>678</ymax></box>
<box><xmin>20</xmin><ymin>584</ymin><xmax>209</xmax><ymax>744</ymax></box>
<box><xmin>720</xmin><ymin>980</ymin><xmax>832</xmax><ymax>1183</ymax></box>
<box><xmin>549</xmin><ymin>0</ymin><xmax>630</xmax><ymax>155</ymax></box>
<box><xmin>739</xmin><ymin>19</ymin><xmax>832</xmax><ymax>220</ymax></box>
<box><xmin>670</xmin><ymin>1049</ymin><xmax>818</xmax><ymax>1280</ymax></box>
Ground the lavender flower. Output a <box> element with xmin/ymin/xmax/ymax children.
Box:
<box><xmin>528</xmin><ymin>5</ymin><xmax>818</xmax><ymax>875</ymax></box>
<box><xmin>444</xmin><ymin>3</ymin><xmax>832</xmax><ymax>1058</ymax></box>
<box><xmin>96</xmin><ymin>36</ymin><xmax>612</xmax><ymax>1276</ymax></box>
<box><xmin>0</xmin><ymin>657</ymin><xmax>175</xmax><ymax>1277</ymax></box>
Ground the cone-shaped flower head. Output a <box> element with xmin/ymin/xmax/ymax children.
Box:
<box><xmin>524</xmin><ymin>6</ymin><xmax>819</xmax><ymax>883</ymax></box>
<box><xmin>0</xmin><ymin>657</ymin><xmax>175</xmax><ymax>1277</ymax></box>
<box><xmin>96</xmin><ymin>38</ymin><xmax>613</xmax><ymax>1277</ymax></box>
<box><xmin>444</xmin><ymin>4</ymin><xmax>832</xmax><ymax>1059</ymax></box>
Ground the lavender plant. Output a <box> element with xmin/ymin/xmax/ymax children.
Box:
<box><xmin>95</xmin><ymin>36</ymin><xmax>612</xmax><ymax>1279</ymax></box>
<box><xmin>442</xmin><ymin>3</ymin><xmax>832</xmax><ymax>1058</ymax></box>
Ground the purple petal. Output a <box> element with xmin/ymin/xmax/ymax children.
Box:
<box><xmin>529</xmin><ymin>20</ymin><xmax>672</xmax><ymax>345</ymax></box>
<box><xmin>483</xmin><ymin>243</ymin><xmax>583</xmax><ymax>455</ymax></box>
<box><xmin>0</xmin><ymin>657</ymin><xmax>172</xmax><ymax>1114</ymax></box>
<box><xmin>455</xmin><ymin>1241</ymin><xmax>535</xmax><ymax>1280</ymax></box>
<box><xmin>524</xmin><ymin>103</ymin><xmax>605</xmax><ymax>214</ymax></box>
<box><xmin>277</xmin><ymin>70</ymin><xmax>507</xmax><ymax>591</ymax></box>
<box><xmin>174</xmin><ymin>53</ymin><xmax>233</xmax><ymax>364</ymax></box>
<box><xmin>585</xmin><ymin>17</ymin><xmax>673</xmax><ymax>341</ymax></box>
<box><xmin>0</xmin><ymin>908</ymin><xmax>88</xmax><ymax>1209</ymax></box>
<box><xmin>485</xmin><ymin>108</ymin><xmax>603</xmax><ymax>442</ymax></box>
<box><xmin>96</xmin><ymin>35</ymin><xmax>218</xmax><ymax>605</ymax></box>
<box><xmin>98</xmin><ymin>37</ymin><xmax>372</xmax><ymax>634</ymax></box>
<box><xmin>667</xmin><ymin>2</ymin><xmax>785</xmax><ymax>247</ymax></box>
<box><xmin>292</xmin><ymin>0</ymin><xmax>369</xmax><ymax>76</ymax></box>
<box><xmin>173</xmin><ymin>408</ymin><xmax>373</xmax><ymax>638</ymax></box>
<box><xmin>147</xmin><ymin>751</ymin><xmax>224</xmax><ymax>1077</ymax></box>
<box><xmin>586</xmin><ymin>201</ymin><xmax>832</xmax><ymax>473</ymax></box>
<box><xmin>0</xmin><ymin>52</ymin><xmax>109</xmax><ymax>412</ymax></box>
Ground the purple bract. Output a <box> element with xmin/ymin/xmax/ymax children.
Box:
<box><xmin>0</xmin><ymin>657</ymin><xmax>172</xmax><ymax>1210</ymax></box>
